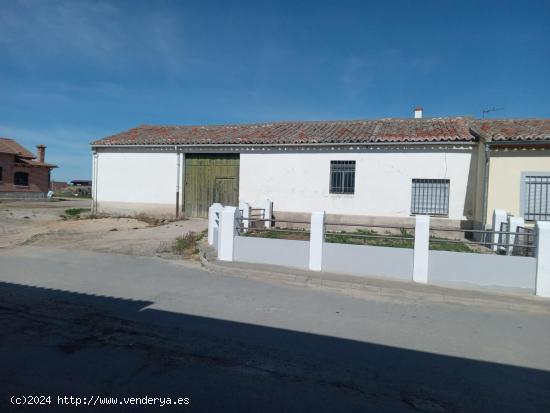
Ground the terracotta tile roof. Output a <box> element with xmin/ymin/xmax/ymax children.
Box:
<box><xmin>473</xmin><ymin>119</ymin><xmax>550</xmax><ymax>142</ymax></box>
<box><xmin>92</xmin><ymin>117</ymin><xmax>476</xmax><ymax>146</ymax></box>
<box><xmin>0</xmin><ymin>137</ymin><xmax>36</xmax><ymax>158</ymax></box>
<box><xmin>16</xmin><ymin>158</ymin><xmax>57</xmax><ymax>168</ymax></box>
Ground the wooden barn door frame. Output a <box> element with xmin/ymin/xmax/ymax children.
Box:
<box><xmin>183</xmin><ymin>153</ymin><xmax>240</xmax><ymax>218</ymax></box>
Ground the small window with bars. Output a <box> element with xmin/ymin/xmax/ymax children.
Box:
<box><xmin>522</xmin><ymin>174</ymin><xmax>550</xmax><ymax>221</ymax></box>
<box><xmin>411</xmin><ymin>179</ymin><xmax>450</xmax><ymax>216</ymax></box>
<box><xmin>330</xmin><ymin>161</ymin><xmax>355</xmax><ymax>194</ymax></box>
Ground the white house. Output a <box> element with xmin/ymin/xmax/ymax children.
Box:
<box><xmin>91</xmin><ymin>111</ymin><xmax>482</xmax><ymax>226</ymax></box>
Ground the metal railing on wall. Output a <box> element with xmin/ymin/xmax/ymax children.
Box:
<box><xmin>237</xmin><ymin>217</ymin><xmax>311</xmax><ymax>237</ymax></box>
<box><xmin>324</xmin><ymin>222</ymin><xmax>415</xmax><ymax>246</ymax></box>
<box><xmin>236</xmin><ymin>214</ymin><xmax>537</xmax><ymax>256</ymax></box>
<box><xmin>428</xmin><ymin>226</ymin><xmax>536</xmax><ymax>256</ymax></box>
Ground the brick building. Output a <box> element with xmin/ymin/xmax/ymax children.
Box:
<box><xmin>0</xmin><ymin>138</ymin><xmax>57</xmax><ymax>199</ymax></box>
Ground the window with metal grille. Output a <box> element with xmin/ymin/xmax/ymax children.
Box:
<box><xmin>14</xmin><ymin>172</ymin><xmax>29</xmax><ymax>186</ymax></box>
<box><xmin>522</xmin><ymin>174</ymin><xmax>550</xmax><ymax>221</ymax></box>
<box><xmin>411</xmin><ymin>179</ymin><xmax>450</xmax><ymax>216</ymax></box>
<box><xmin>330</xmin><ymin>161</ymin><xmax>355</xmax><ymax>194</ymax></box>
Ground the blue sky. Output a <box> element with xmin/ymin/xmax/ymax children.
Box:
<box><xmin>1</xmin><ymin>0</ymin><xmax>549</xmax><ymax>180</ymax></box>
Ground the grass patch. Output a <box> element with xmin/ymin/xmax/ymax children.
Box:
<box><xmin>326</xmin><ymin>228</ymin><xmax>415</xmax><ymax>249</ymax></box>
<box><xmin>171</xmin><ymin>231</ymin><xmax>207</xmax><ymax>257</ymax></box>
<box><xmin>244</xmin><ymin>228</ymin><xmax>310</xmax><ymax>240</ymax></box>
<box><xmin>245</xmin><ymin>227</ymin><xmax>475</xmax><ymax>252</ymax></box>
<box><xmin>429</xmin><ymin>237</ymin><xmax>474</xmax><ymax>253</ymax></box>
<box><xmin>63</xmin><ymin>208</ymin><xmax>91</xmax><ymax>219</ymax></box>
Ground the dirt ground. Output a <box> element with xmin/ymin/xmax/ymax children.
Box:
<box><xmin>0</xmin><ymin>199</ymin><xmax>207</xmax><ymax>257</ymax></box>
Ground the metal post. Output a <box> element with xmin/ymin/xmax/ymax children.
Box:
<box><xmin>239</xmin><ymin>201</ymin><xmax>251</xmax><ymax>232</ymax></box>
<box><xmin>264</xmin><ymin>199</ymin><xmax>273</xmax><ymax>229</ymax></box>
<box><xmin>492</xmin><ymin>209</ymin><xmax>507</xmax><ymax>251</ymax></box>
<box><xmin>507</xmin><ymin>216</ymin><xmax>524</xmax><ymax>255</ymax></box>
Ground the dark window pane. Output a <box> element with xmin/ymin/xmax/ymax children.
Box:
<box><xmin>14</xmin><ymin>172</ymin><xmax>29</xmax><ymax>186</ymax></box>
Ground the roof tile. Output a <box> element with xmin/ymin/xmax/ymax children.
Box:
<box><xmin>92</xmin><ymin>118</ymin><xmax>476</xmax><ymax>146</ymax></box>
<box><xmin>0</xmin><ymin>138</ymin><xmax>36</xmax><ymax>158</ymax></box>
<box><xmin>473</xmin><ymin>119</ymin><xmax>550</xmax><ymax>141</ymax></box>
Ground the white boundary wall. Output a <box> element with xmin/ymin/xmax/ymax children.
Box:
<box><xmin>212</xmin><ymin>206</ymin><xmax>546</xmax><ymax>297</ymax></box>
<box><xmin>239</xmin><ymin>148</ymin><xmax>475</xmax><ymax>220</ymax></box>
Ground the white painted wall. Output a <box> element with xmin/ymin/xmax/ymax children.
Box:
<box><xmin>93</xmin><ymin>146</ymin><xmax>476</xmax><ymax>220</ymax></box>
<box><xmin>239</xmin><ymin>148</ymin><xmax>475</xmax><ymax>220</ymax></box>
<box><xmin>94</xmin><ymin>150</ymin><xmax>178</xmax><ymax>214</ymax></box>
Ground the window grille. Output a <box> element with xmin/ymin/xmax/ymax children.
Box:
<box><xmin>330</xmin><ymin>161</ymin><xmax>355</xmax><ymax>194</ymax></box>
<box><xmin>411</xmin><ymin>179</ymin><xmax>450</xmax><ymax>216</ymax></box>
<box><xmin>523</xmin><ymin>175</ymin><xmax>550</xmax><ymax>221</ymax></box>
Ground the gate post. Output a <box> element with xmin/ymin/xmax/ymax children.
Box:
<box><xmin>218</xmin><ymin>206</ymin><xmax>238</xmax><ymax>261</ymax></box>
<box><xmin>239</xmin><ymin>201</ymin><xmax>251</xmax><ymax>232</ymax></box>
<box><xmin>208</xmin><ymin>203</ymin><xmax>223</xmax><ymax>247</ymax></box>
<box><xmin>264</xmin><ymin>199</ymin><xmax>273</xmax><ymax>229</ymax></box>
<box><xmin>413</xmin><ymin>215</ymin><xmax>430</xmax><ymax>283</ymax></box>
<box><xmin>309</xmin><ymin>211</ymin><xmax>325</xmax><ymax>271</ymax></box>
<box><xmin>507</xmin><ymin>216</ymin><xmax>524</xmax><ymax>255</ymax></box>
<box><xmin>492</xmin><ymin>209</ymin><xmax>507</xmax><ymax>251</ymax></box>
<box><xmin>535</xmin><ymin>221</ymin><xmax>550</xmax><ymax>298</ymax></box>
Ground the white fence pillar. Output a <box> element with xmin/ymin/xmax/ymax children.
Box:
<box><xmin>492</xmin><ymin>209</ymin><xmax>507</xmax><ymax>251</ymax></box>
<box><xmin>309</xmin><ymin>211</ymin><xmax>325</xmax><ymax>271</ymax></box>
<box><xmin>413</xmin><ymin>215</ymin><xmax>430</xmax><ymax>283</ymax></box>
<box><xmin>507</xmin><ymin>216</ymin><xmax>524</xmax><ymax>255</ymax></box>
<box><xmin>218</xmin><ymin>206</ymin><xmax>238</xmax><ymax>261</ymax></box>
<box><xmin>208</xmin><ymin>203</ymin><xmax>223</xmax><ymax>247</ymax></box>
<box><xmin>264</xmin><ymin>199</ymin><xmax>273</xmax><ymax>229</ymax></box>
<box><xmin>535</xmin><ymin>221</ymin><xmax>550</xmax><ymax>298</ymax></box>
<box><xmin>239</xmin><ymin>201</ymin><xmax>251</xmax><ymax>231</ymax></box>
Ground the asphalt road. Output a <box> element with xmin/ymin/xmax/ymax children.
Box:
<box><xmin>1</xmin><ymin>246</ymin><xmax>549</xmax><ymax>412</ymax></box>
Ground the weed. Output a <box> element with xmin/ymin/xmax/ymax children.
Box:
<box><xmin>172</xmin><ymin>230</ymin><xmax>207</xmax><ymax>257</ymax></box>
<box><xmin>63</xmin><ymin>208</ymin><xmax>91</xmax><ymax>219</ymax></box>
<box><xmin>134</xmin><ymin>213</ymin><xmax>163</xmax><ymax>226</ymax></box>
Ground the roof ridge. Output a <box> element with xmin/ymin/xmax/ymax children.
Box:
<box><xmin>134</xmin><ymin>116</ymin><xmax>467</xmax><ymax>130</ymax></box>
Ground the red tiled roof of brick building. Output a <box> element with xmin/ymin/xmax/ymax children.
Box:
<box><xmin>92</xmin><ymin>117</ymin><xmax>477</xmax><ymax>146</ymax></box>
<box><xmin>0</xmin><ymin>138</ymin><xmax>37</xmax><ymax>158</ymax></box>
<box><xmin>0</xmin><ymin>137</ymin><xmax>57</xmax><ymax>167</ymax></box>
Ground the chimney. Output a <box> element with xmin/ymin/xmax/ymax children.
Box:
<box><xmin>414</xmin><ymin>107</ymin><xmax>423</xmax><ymax>119</ymax></box>
<box><xmin>36</xmin><ymin>145</ymin><xmax>46</xmax><ymax>163</ymax></box>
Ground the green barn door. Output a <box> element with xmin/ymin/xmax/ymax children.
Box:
<box><xmin>184</xmin><ymin>154</ymin><xmax>240</xmax><ymax>218</ymax></box>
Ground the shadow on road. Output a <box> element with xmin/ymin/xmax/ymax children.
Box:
<box><xmin>0</xmin><ymin>281</ymin><xmax>548</xmax><ymax>412</ymax></box>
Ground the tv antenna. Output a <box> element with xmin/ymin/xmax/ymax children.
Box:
<box><xmin>482</xmin><ymin>107</ymin><xmax>504</xmax><ymax>119</ymax></box>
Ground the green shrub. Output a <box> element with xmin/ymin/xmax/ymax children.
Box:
<box><xmin>63</xmin><ymin>208</ymin><xmax>91</xmax><ymax>219</ymax></box>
